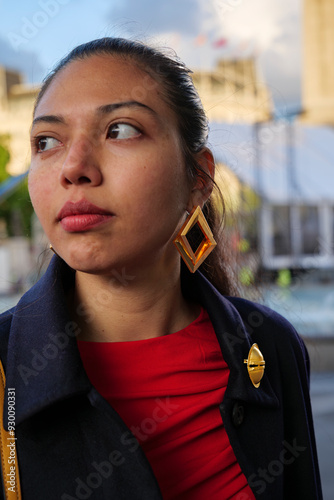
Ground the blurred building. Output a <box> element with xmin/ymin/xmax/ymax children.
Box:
<box><xmin>210</xmin><ymin>121</ymin><xmax>334</xmax><ymax>272</ymax></box>
<box><xmin>192</xmin><ymin>58</ymin><xmax>272</xmax><ymax>123</ymax></box>
<box><xmin>0</xmin><ymin>68</ymin><xmax>38</xmax><ymax>293</ymax></box>
<box><xmin>0</xmin><ymin>58</ymin><xmax>272</xmax><ymax>176</ymax></box>
<box><xmin>0</xmin><ymin>66</ymin><xmax>38</xmax><ymax>175</ymax></box>
<box><xmin>302</xmin><ymin>0</ymin><xmax>334</xmax><ymax>125</ymax></box>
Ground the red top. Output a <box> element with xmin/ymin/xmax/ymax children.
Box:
<box><xmin>77</xmin><ymin>308</ymin><xmax>255</xmax><ymax>500</ymax></box>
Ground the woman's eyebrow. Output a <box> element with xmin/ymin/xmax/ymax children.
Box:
<box><xmin>32</xmin><ymin>101</ymin><xmax>158</xmax><ymax>128</ymax></box>
<box><xmin>32</xmin><ymin>114</ymin><xmax>65</xmax><ymax>127</ymax></box>
<box><xmin>96</xmin><ymin>101</ymin><xmax>158</xmax><ymax>118</ymax></box>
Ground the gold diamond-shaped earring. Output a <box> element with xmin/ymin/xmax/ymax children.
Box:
<box><xmin>173</xmin><ymin>206</ymin><xmax>217</xmax><ymax>273</ymax></box>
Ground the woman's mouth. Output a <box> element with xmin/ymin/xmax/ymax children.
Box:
<box><xmin>57</xmin><ymin>200</ymin><xmax>114</xmax><ymax>232</ymax></box>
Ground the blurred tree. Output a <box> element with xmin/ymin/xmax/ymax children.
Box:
<box><xmin>0</xmin><ymin>135</ymin><xmax>10</xmax><ymax>183</ymax></box>
<box><xmin>277</xmin><ymin>268</ymin><xmax>292</xmax><ymax>288</ymax></box>
<box><xmin>0</xmin><ymin>135</ymin><xmax>33</xmax><ymax>237</ymax></box>
<box><xmin>239</xmin><ymin>266</ymin><xmax>255</xmax><ymax>287</ymax></box>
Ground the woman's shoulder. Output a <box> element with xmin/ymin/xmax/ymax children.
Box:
<box><xmin>0</xmin><ymin>307</ymin><xmax>15</xmax><ymax>367</ymax></box>
<box><xmin>0</xmin><ymin>306</ymin><xmax>14</xmax><ymax>333</ymax></box>
<box><xmin>191</xmin><ymin>270</ymin><xmax>306</xmax><ymax>355</ymax></box>
<box><xmin>224</xmin><ymin>295</ymin><xmax>307</xmax><ymax>357</ymax></box>
<box><xmin>226</xmin><ymin>295</ymin><xmax>295</xmax><ymax>330</ymax></box>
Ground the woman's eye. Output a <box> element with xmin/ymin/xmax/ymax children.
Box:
<box><xmin>107</xmin><ymin>123</ymin><xmax>141</xmax><ymax>140</ymax></box>
<box><xmin>36</xmin><ymin>137</ymin><xmax>61</xmax><ymax>152</ymax></box>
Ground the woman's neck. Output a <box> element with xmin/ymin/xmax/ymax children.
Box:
<box><xmin>70</xmin><ymin>263</ymin><xmax>199</xmax><ymax>342</ymax></box>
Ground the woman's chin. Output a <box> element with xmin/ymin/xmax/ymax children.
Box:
<box><xmin>62</xmin><ymin>251</ymin><xmax>137</xmax><ymax>281</ymax></box>
<box><xmin>58</xmin><ymin>249</ymin><xmax>115</xmax><ymax>275</ymax></box>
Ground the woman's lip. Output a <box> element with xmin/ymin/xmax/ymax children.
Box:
<box><xmin>60</xmin><ymin>214</ymin><xmax>113</xmax><ymax>232</ymax></box>
<box><xmin>57</xmin><ymin>200</ymin><xmax>113</xmax><ymax>220</ymax></box>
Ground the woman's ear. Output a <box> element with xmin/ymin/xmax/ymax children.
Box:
<box><xmin>189</xmin><ymin>148</ymin><xmax>215</xmax><ymax>208</ymax></box>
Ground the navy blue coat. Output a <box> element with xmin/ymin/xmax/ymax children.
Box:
<box><xmin>0</xmin><ymin>256</ymin><xmax>322</xmax><ymax>499</ymax></box>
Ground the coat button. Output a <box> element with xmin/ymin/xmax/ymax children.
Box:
<box><xmin>232</xmin><ymin>402</ymin><xmax>245</xmax><ymax>427</ymax></box>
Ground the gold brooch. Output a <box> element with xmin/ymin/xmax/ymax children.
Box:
<box><xmin>244</xmin><ymin>343</ymin><xmax>265</xmax><ymax>388</ymax></box>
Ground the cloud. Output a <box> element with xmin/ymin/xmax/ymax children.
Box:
<box><xmin>108</xmin><ymin>0</ymin><xmax>206</xmax><ymax>37</ymax></box>
<box><xmin>259</xmin><ymin>7</ymin><xmax>302</xmax><ymax>109</ymax></box>
<box><xmin>204</xmin><ymin>0</ymin><xmax>302</xmax><ymax>107</ymax></box>
<box><xmin>106</xmin><ymin>0</ymin><xmax>302</xmax><ymax>107</ymax></box>
<box><xmin>0</xmin><ymin>36</ymin><xmax>45</xmax><ymax>83</ymax></box>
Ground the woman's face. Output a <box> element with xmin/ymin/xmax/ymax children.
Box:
<box><xmin>29</xmin><ymin>55</ymin><xmax>200</xmax><ymax>275</ymax></box>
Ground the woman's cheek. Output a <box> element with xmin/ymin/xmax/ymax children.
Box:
<box><xmin>28</xmin><ymin>171</ymin><xmax>54</xmax><ymax>218</ymax></box>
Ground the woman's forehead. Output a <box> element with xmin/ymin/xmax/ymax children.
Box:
<box><xmin>35</xmin><ymin>54</ymin><xmax>167</xmax><ymax>116</ymax></box>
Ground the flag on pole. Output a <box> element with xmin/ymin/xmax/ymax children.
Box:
<box><xmin>194</xmin><ymin>34</ymin><xmax>207</xmax><ymax>46</ymax></box>
<box><xmin>212</xmin><ymin>37</ymin><xmax>228</xmax><ymax>48</ymax></box>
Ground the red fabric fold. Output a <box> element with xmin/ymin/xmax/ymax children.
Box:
<box><xmin>78</xmin><ymin>309</ymin><xmax>255</xmax><ymax>499</ymax></box>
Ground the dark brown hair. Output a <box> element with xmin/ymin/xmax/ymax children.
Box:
<box><xmin>34</xmin><ymin>37</ymin><xmax>238</xmax><ymax>296</ymax></box>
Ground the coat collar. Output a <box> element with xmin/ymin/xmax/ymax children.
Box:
<box><xmin>4</xmin><ymin>257</ymin><xmax>278</xmax><ymax>428</ymax></box>
<box><xmin>4</xmin><ymin>256</ymin><xmax>91</xmax><ymax>428</ymax></box>
<box><xmin>181</xmin><ymin>265</ymin><xmax>279</xmax><ymax>409</ymax></box>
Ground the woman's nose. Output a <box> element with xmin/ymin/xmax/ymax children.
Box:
<box><xmin>59</xmin><ymin>137</ymin><xmax>102</xmax><ymax>187</ymax></box>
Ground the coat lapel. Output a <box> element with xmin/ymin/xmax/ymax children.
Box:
<box><xmin>4</xmin><ymin>256</ymin><xmax>91</xmax><ymax>429</ymax></box>
<box><xmin>181</xmin><ymin>266</ymin><xmax>279</xmax><ymax>409</ymax></box>
<box><xmin>4</xmin><ymin>256</ymin><xmax>278</xmax><ymax>431</ymax></box>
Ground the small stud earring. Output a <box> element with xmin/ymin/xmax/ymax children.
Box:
<box><xmin>49</xmin><ymin>244</ymin><xmax>59</xmax><ymax>257</ymax></box>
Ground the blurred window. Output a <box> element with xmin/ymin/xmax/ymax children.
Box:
<box><xmin>299</xmin><ymin>206</ymin><xmax>320</xmax><ymax>255</ymax></box>
<box><xmin>332</xmin><ymin>207</ymin><xmax>334</xmax><ymax>253</ymax></box>
<box><xmin>240</xmin><ymin>211</ymin><xmax>258</xmax><ymax>252</ymax></box>
<box><xmin>272</xmin><ymin>205</ymin><xmax>291</xmax><ymax>256</ymax></box>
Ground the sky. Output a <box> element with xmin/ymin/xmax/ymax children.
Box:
<box><xmin>0</xmin><ymin>0</ymin><xmax>302</xmax><ymax>111</ymax></box>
